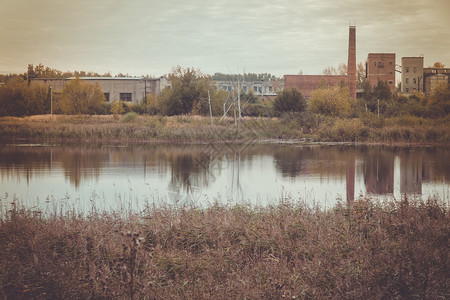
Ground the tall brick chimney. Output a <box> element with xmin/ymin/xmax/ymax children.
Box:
<box><xmin>347</xmin><ymin>26</ymin><xmax>356</xmax><ymax>99</ymax></box>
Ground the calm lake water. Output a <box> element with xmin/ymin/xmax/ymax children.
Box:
<box><xmin>1</xmin><ymin>143</ymin><xmax>449</xmax><ymax>213</ymax></box>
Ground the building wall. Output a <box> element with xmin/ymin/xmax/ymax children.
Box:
<box><xmin>401</xmin><ymin>57</ymin><xmax>424</xmax><ymax>94</ymax></box>
<box><xmin>215</xmin><ymin>80</ymin><xmax>281</xmax><ymax>97</ymax></box>
<box><xmin>284</xmin><ymin>75</ymin><xmax>350</xmax><ymax>99</ymax></box>
<box><xmin>31</xmin><ymin>77</ymin><xmax>168</xmax><ymax>103</ymax></box>
<box><xmin>423</xmin><ymin>67</ymin><xmax>450</xmax><ymax>96</ymax></box>
<box><xmin>366</xmin><ymin>53</ymin><xmax>396</xmax><ymax>92</ymax></box>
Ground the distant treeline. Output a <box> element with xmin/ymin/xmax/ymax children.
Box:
<box><xmin>0</xmin><ymin>63</ymin><xmax>154</xmax><ymax>82</ymax></box>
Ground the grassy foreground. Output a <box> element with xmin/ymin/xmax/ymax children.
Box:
<box><xmin>0</xmin><ymin>114</ymin><xmax>449</xmax><ymax>144</ymax></box>
<box><xmin>0</xmin><ymin>197</ymin><xmax>448</xmax><ymax>299</ymax></box>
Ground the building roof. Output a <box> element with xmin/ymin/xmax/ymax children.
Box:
<box><xmin>67</xmin><ymin>77</ymin><xmax>149</xmax><ymax>80</ymax></box>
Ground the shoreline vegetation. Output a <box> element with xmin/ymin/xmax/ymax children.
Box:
<box><xmin>1</xmin><ymin>196</ymin><xmax>448</xmax><ymax>298</ymax></box>
<box><xmin>0</xmin><ymin>114</ymin><xmax>449</xmax><ymax>145</ymax></box>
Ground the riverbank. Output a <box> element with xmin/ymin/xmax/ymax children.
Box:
<box><xmin>0</xmin><ymin>114</ymin><xmax>449</xmax><ymax>145</ymax></box>
<box><xmin>1</xmin><ymin>196</ymin><xmax>447</xmax><ymax>299</ymax></box>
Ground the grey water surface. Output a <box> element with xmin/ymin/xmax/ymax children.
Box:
<box><xmin>1</xmin><ymin>143</ymin><xmax>448</xmax><ymax>213</ymax></box>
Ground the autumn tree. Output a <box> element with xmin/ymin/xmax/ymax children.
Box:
<box><xmin>309</xmin><ymin>85</ymin><xmax>351</xmax><ymax>117</ymax></box>
<box><xmin>58</xmin><ymin>78</ymin><xmax>105</xmax><ymax>114</ymax></box>
<box><xmin>427</xmin><ymin>82</ymin><xmax>450</xmax><ymax>117</ymax></box>
<box><xmin>431</xmin><ymin>62</ymin><xmax>445</xmax><ymax>68</ymax></box>
<box><xmin>0</xmin><ymin>77</ymin><xmax>49</xmax><ymax>116</ymax></box>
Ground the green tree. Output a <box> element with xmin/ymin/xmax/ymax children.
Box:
<box><xmin>160</xmin><ymin>66</ymin><xmax>226</xmax><ymax>116</ymax></box>
<box><xmin>309</xmin><ymin>85</ymin><xmax>351</xmax><ymax>117</ymax></box>
<box><xmin>427</xmin><ymin>82</ymin><xmax>450</xmax><ymax>117</ymax></box>
<box><xmin>360</xmin><ymin>80</ymin><xmax>391</xmax><ymax>114</ymax></box>
<box><xmin>58</xmin><ymin>78</ymin><xmax>105</xmax><ymax>114</ymax></box>
<box><xmin>273</xmin><ymin>88</ymin><xmax>306</xmax><ymax>113</ymax></box>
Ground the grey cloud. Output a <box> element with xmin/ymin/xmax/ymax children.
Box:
<box><xmin>0</xmin><ymin>0</ymin><xmax>449</xmax><ymax>76</ymax></box>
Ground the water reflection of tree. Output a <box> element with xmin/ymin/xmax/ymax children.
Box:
<box><xmin>362</xmin><ymin>148</ymin><xmax>394</xmax><ymax>195</ymax></box>
<box><xmin>273</xmin><ymin>147</ymin><xmax>306</xmax><ymax>177</ymax></box>
<box><xmin>167</xmin><ymin>151</ymin><xmax>213</xmax><ymax>194</ymax></box>
<box><xmin>0</xmin><ymin>145</ymin><xmax>106</xmax><ymax>188</ymax></box>
<box><xmin>0</xmin><ymin>147</ymin><xmax>52</xmax><ymax>185</ymax></box>
<box><xmin>58</xmin><ymin>148</ymin><xmax>106</xmax><ymax>188</ymax></box>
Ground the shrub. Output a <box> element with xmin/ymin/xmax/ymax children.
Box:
<box><xmin>120</xmin><ymin>112</ymin><xmax>138</xmax><ymax>123</ymax></box>
<box><xmin>309</xmin><ymin>85</ymin><xmax>351</xmax><ymax>117</ymax></box>
<box><xmin>359</xmin><ymin>112</ymin><xmax>385</xmax><ymax>128</ymax></box>
<box><xmin>320</xmin><ymin>118</ymin><xmax>368</xmax><ymax>142</ymax></box>
<box><xmin>111</xmin><ymin>100</ymin><xmax>125</xmax><ymax>118</ymax></box>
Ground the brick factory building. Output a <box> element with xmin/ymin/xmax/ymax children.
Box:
<box><xmin>366</xmin><ymin>53</ymin><xmax>396</xmax><ymax>92</ymax></box>
<box><xmin>283</xmin><ymin>75</ymin><xmax>350</xmax><ymax>99</ymax></box>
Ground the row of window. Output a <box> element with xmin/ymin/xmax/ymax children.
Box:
<box><xmin>103</xmin><ymin>93</ymin><xmax>132</xmax><ymax>102</ymax></box>
<box><xmin>404</xmin><ymin>78</ymin><xmax>419</xmax><ymax>84</ymax></box>
<box><xmin>374</xmin><ymin>61</ymin><xmax>393</xmax><ymax>67</ymax></box>
<box><xmin>221</xmin><ymin>85</ymin><xmax>273</xmax><ymax>93</ymax></box>
<box><xmin>405</xmin><ymin>67</ymin><xmax>418</xmax><ymax>73</ymax></box>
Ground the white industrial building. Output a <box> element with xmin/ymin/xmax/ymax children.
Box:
<box><xmin>31</xmin><ymin>77</ymin><xmax>170</xmax><ymax>103</ymax></box>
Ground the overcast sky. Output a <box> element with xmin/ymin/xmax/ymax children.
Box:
<box><xmin>1</xmin><ymin>0</ymin><xmax>449</xmax><ymax>77</ymax></box>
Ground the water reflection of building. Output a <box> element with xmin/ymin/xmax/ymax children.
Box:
<box><xmin>363</xmin><ymin>151</ymin><xmax>394</xmax><ymax>194</ymax></box>
<box><xmin>400</xmin><ymin>151</ymin><xmax>423</xmax><ymax>194</ymax></box>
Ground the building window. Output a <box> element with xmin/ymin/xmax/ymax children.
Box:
<box><xmin>243</xmin><ymin>86</ymin><xmax>248</xmax><ymax>92</ymax></box>
<box><xmin>389</xmin><ymin>61</ymin><xmax>393</xmax><ymax>65</ymax></box>
<box><xmin>258</xmin><ymin>87</ymin><xmax>262</xmax><ymax>93</ymax></box>
<box><xmin>228</xmin><ymin>86</ymin><xmax>232</xmax><ymax>92</ymax></box>
<box><xmin>269</xmin><ymin>86</ymin><xmax>273</xmax><ymax>92</ymax></box>
<box><xmin>378</xmin><ymin>61</ymin><xmax>384</xmax><ymax>67</ymax></box>
<box><xmin>405</xmin><ymin>78</ymin><xmax>409</xmax><ymax>84</ymax></box>
<box><xmin>413</xmin><ymin>67</ymin><xmax>417</xmax><ymax>73</ymax></box>
<box><xmin>104</xmin><ymin>93</ymin><xmax>110</xmax><ymax>101</ymax></box>
<box><xmin>389</xmin><ymin>71</ymin><xmax>393</xmax><ymax>74</ymax></box>
<box><xmin>388</xmin><ymin>81</ymin><xmax>393</xmax><ymax>85</ymax></box>
<box><xmin>413</xmin><ymin>78</ymin><xmax>417</xmax><ymax>84</ymax></box>
<box><xmin>405</xmin><ymin>88</ymin><xmax>409</xmax><ymax>92</ymax></box>
<box><xmin>374</xmin><ymin>62</ymin><xmax>377</xmax><ymax>66</ymax></box>
<box><xmin>222</xmin><ymin>86</ymin><xmax>227</xmax><ymax>91</ymax></box>
<box><xmin>406</xmin><ymin>67</ymin><xmax>409</xmax><ymax>73</ymax></box>
<box><xmin>120</xmin><ymin>93</ymin><xmax>132</xmax><ymax>102</ymax></box>
<box><xmin>254</xmin><ymin>86</ymin><xmax>258</xmax><ymax>92</ymax></box>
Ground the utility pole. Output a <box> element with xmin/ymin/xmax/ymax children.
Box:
<box><xmin>144</xmin><ymin>79</ymin><xmax>147</xmax><ymax>105</ymax></box>
<box><xmin>237</xmin><ymin>78</ymin><xmax>241</xmax><ymax>124</ymax></box>
<box><xmin>50</xmin><ymin>85</ymin><xmax>53</xmax><ymax>115</ymax></box>
<box><xmin>377</xmin><ymin>99</ymin><xmax>379</xmax><ymax>118</ymax></box>
<box><xmin>208</xmin><ymin>90</ymin><xmax>213</xmax><ymax>125</ymax></box>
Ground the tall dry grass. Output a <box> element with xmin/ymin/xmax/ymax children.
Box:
<box><xmin>1</xmin><ymin>196</ymin><xmax>448</xmax><ymax>299</ymax></box>
<box><xmin>0</xmin><ymin>114</ymin><xmax>448</xmax><ymax>144</ymax></box>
